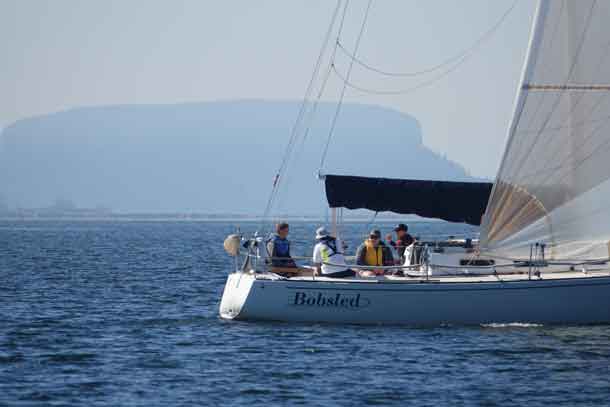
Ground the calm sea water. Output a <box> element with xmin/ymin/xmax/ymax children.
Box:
<box><xmin>1</xmin><ymin>220</ymin><xmax>610</xmax><ymax>406</ymax></box>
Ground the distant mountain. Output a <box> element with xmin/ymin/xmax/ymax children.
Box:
<box><xmin>0</xmin><ymin>100</ymin><xmax>478</xmax><ymax>214</ymax></box>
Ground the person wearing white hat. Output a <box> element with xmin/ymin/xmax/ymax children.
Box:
<box><xmin>312</xmin><ymin>227</ymin><xmax>355</xmax><ymax>278</ymax></box>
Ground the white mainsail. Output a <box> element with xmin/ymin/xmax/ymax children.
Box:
<box><xmin>481</xmin><ymin>0</ymin><xmax>610</xmax><ymax>260</ymax></box>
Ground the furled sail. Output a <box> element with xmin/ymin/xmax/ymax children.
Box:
<box><xmin>325</xmin><ymin>174</ymin><xmax>492</xmax><ymax>225</ymax></box>
<box><xmin>480</xmin><ymin>0</ymin><xmax>610</xmax><ymax>259</ymax></box>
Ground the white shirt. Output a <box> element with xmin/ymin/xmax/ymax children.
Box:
<box><xmin>312</xmin><ymin>238</ymin><xmax>348</xmax><ymax>275</ymax></box>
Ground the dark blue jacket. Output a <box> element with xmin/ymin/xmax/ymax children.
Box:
<box><xmin>266</xmin><ymin>234</ymin><xmax>296</xmax><ymax>267</ymax></box>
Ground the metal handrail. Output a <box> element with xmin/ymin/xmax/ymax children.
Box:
<box><xmin>322</xmin><ymin>261</ymin><xmax>423</xmax><ymax>270</ymax></box>
<box><xmin>241</xmin><ymin>251</ymin><xmax>609</xmax><ymax>272</ymax></box>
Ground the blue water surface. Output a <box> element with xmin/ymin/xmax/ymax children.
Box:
<box><xmin>1</xmin><ymin>220</ymin><xmax>609</xmax><ymax>406</ymax></box>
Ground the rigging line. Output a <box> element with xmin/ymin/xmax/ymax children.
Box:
<box><xmin>335</xmin><ymin>0</ymin><xmax>352</xmax><ymax>49</ymax></box>
<box><xmin>507</xmin><ymin>0</ymin><xmax>598</xmax><ymax>182</ymax></box>
<box><xmin>268</xmin><ymin>2</ymin><xmax>349</xmax><ymax>217</ymax></box>
<box><xmin>298</xmin><ymin>8</ymin><xmax>348</xmax><ymax>150</ymax></box>
<box><xmin>264</xmin><ymin>0</ymin><xmax>348</xmax><ymax>222</ymax></box>
<box><xmin>286</xmin><ymin>3</ymin><xmax>349</xmax><ymax>162</ymax></box>
<box><xmin>272</xmin><ymin>64</ymin><xmax>336</xmax><ymax>214</ymax></box>
<box><xmin>295</xmin><ymin>60</ymin><xmax>337</xmax><ymax>159</ymax></box>
<box><xmin>264</xmin><ymin>1</ymin><xmax>342</xmax><ymax>219</ymax></box>
<box><xmin>331</xmin><ymin>50</ymin><xmax>469</xmax><ymax>96</ymax></box>
<box><xmin>335</xmin><ymin>0</ymin><xmax>519</xmax><ymax>78</ymax></box>
<box><xmin>319</xmin><ymin>0</ymin><xmax>373</xmax><ymax>171</ymax></box>
<box><xmin>260</xmin><ymin>0</ymin><xmax>343</xmax><ymax>228</ymax></box>
<box><xmin>360</xmin><ymin>210</ymin><xmax>378</xmax><ymax>239</ymax></box>
<box><xmin>301</xmin><ymin>64</ymin><xmax>334</xmax><ymax>147</ymax></box>
<box><xmin>296</xmin><ymin>1</ymin><xmax>350</xmax><ymax>151</ymax></box>
<box><xmin>338</xmin><ymin>207</ymin><xmax>344</xmax><ymax>241</ymax></box>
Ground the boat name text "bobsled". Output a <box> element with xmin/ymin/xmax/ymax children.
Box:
<box><xmin>292</xmin><ymin>292</ymin><xmax>370</xmax><ymax>308</ymax></box>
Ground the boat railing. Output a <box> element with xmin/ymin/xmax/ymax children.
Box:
<box><xmin>242</xmin><ymin>251</ymin><xmax>610</xmax><ymax>277</ymax></box>
<box><xmin>235</xmin><ymin>235</ymin><xmax>610</xmax><ymax>279</ymax></box>
<box><xmin>242</xmin><ymin>251</ymin><xmax>511</xmax><ymax>274</ymax></box>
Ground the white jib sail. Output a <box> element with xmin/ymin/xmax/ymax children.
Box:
<box><xmin>480</xmin><ymin>0</ymin><xmax>610</xmax><ymax>260</ymax></box>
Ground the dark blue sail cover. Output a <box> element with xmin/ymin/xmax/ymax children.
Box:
<box><xmin>324</xmin><ymin>175</ymin><xmax>492</xmax><ymax>225</ymax></box>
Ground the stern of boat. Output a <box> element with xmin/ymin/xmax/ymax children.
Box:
<box><xmin>219</xmin><ymin>272</ymin><xmax>256</xmax><ymax>320</ymax></box>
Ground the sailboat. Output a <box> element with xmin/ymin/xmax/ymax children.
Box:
<box><xmin>219</xmin><ymin>0</ymin><xmax>610</xmax><ymax>325</ymax></box>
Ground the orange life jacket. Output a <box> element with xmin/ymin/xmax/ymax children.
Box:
<box><xmin>364</xmin><ymin>239</ymin><xmax>384</xmax><ymax>266</ymax></box>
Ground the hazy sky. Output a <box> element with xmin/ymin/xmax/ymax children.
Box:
<box><xmin>1</xmin><ymin>0</ymin><xmax>535</xmax><ymax>177</ymax></box>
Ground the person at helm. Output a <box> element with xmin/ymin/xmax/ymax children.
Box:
<box><xmin>267</xmin><ymin>222</ymin><xmax>297</xmax><ymax>268</ymax></box>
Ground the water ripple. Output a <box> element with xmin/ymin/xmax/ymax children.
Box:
<box><xmin>1</xmin><ymin>220</ymin><xmax>610</xmax><ymax>406</ymax></box>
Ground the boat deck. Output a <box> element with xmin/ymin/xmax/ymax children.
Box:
<box><xmin>261</xmin><ymin>267</ymin><xmax>610</xmax><ymax>284</ymax></box>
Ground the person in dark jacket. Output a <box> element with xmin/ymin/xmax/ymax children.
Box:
<box><xmin>356</xmin><ymin>229</ymin><xmax>394</xmax><ymax>276</ymax></box>
<box><xmin>267</xmin><ymin>222</ymin><xmax>297</xmax><ymax>267</ymax></box>
<box><xmin>386</xmin><ymin>223</ymin><xmax>415</xmax><ymax>263</ymax></box>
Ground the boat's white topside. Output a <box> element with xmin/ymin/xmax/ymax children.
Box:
<box><xmin>219</xmin><ymin>267</ymin><xmax>610</xmax><ymax>325</ymax></box>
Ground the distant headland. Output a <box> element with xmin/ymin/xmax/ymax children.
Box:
<box><xmin>0</xmin><ymin>100</ymin><xmax>482</xmax><ymax>215</ymax></box>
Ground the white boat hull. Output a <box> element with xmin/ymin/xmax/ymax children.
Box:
<box><xmin>219</xmin><ymin>272</ymin><xmax>610</xmax><ymax>326</ymax></box>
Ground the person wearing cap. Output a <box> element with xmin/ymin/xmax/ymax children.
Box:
<box><xmin>356</xmin><ymin>229</ymin><xmax>394</xmax><ymax>276</ymax></box>
<box><xmin>386</xmin><ymin>223</ymin><xmax>415</xmax><ymax>263</ymax></box>
<box><xmin>312</xmin><ymin>227</ymin><xmax>356</xmax><ymax>278</ymax></box>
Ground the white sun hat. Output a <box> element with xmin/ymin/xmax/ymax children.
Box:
<box><xmin>315</xmin><ymin>227</ymin><xmax>330</xmax><ymax>240</ymax></box>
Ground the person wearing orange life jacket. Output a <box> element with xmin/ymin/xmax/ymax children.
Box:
<box><xmin>355</xmin><ymin>229</ymin><xmax>394</xmax><ymax>276</ymax></box>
